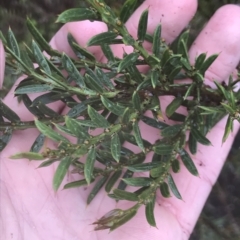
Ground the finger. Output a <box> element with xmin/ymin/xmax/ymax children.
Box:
<box><xmin>111</xmin><ymin>0</ymin><xmax>197</xmax><ymax>57</ymax></box>
<box><xmin>152</xmin><ymin>5</ymin><xmax>240</xmax><ymax>238</ymax></box>
<box><xmin>0</xmin><ymin>40</ymin><xmax>5</xmax><ymax>88</ymax></box>
<box><xmin>189</xmin><ymin>4</ymin><xmax>240</xmax><ymax>86</ymax></box>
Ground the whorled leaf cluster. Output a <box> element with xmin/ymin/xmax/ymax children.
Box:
<box><xmin>0</xmin><ymin>0</ymin><xmax>240</xmax><ymax>232</ymax></box>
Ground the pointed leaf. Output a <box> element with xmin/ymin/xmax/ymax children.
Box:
<box><xmin>0</xmin><ymin>99</ymin><xmax>20</xmax><ymax>122</ymax></box>
<box><xmin>152</xmin><ymin>24</ymin><xmax>161</xmax><ymax>57</ymax></box>
<box><xmin>64</xmin><ymin>179</ymin><xmax>88</xmax><ymax>189</ymax></box>
<box><xmin>191</xmin><ymin>127</ymin><xmax>212</xmax><ymax>146</ymax></box>
<box><xmin>87</xmin><ymin>32</ymin><xmax>117</xmax><ymax>46</ymax></box>
<box><xmin>62</xmin><ymin>53</ymin><xmax>85</xmax><ymax>88</ymax></box>
<box><xmin>57</xmin><ymin>8</ymin><xmax>98</xmax><ymax>23</ymax></box>
<box><xmin>222</xmin><ymin>115</ymin><xmax>233</xmax><ymax>143</ymax></box>
<box><xmin>7</xmin><ymin>27</ymin><xmax>20</xmax><ymax>57</ymax></box>
<box><xmin>15</xmin><ymin>84</ymin><xmax>54</xmax><ymax>94</ymax></box>
<box><xmin>30</xmin><ymin>133</ymin><xmax>45</xmax><ymax>153</ymax></box>
<box><xmin>85</xmin><ymin>74</ymin><xmax>104</xmax><ymax>93</ymax></box>
<box><xmin>101</xmin><ymin>43</ymin><xmax>115</xmax><ymax>62</ymax></box>
<box><xmin>88</xmin><ymin>105</ymin><xmax>110</xmax><ymax>128</ymax></box>
<box><xmin>127</xmin><ymin>162</ymin><xmax>159</xmax><ymax>172</ymax></box>
<box><xmin>84</xmin><ymin>147</ymin><xmax>96</xmax><ymax>185</ymax></box>
<box><xmin>161</xmin><ymin>124</ymin><xmax>182</xmax><ymax>137</ymax></box>
<box><xmin>166</xmin><ymin>97</ymin><xmax>183</xmax><ymax>118</ymax></box>
<box><xmin>179</xmin><ymin>149</ymin><xmax>198</xmax><ymax>176</ymax></box>
<box><xmin>221</xmin><ymin>102</ymin><xmax>235</xmax><ymax>114</ymax></box>
<box><xmin>105</xmin><ymin>170</ymin><xmax>122</xmax><ymax>193</ymax></box>
<box><xmin>120</xmin><ymin>0</ymin><xmax>137</xmax><ymax>23</ymax></box>
<box><xmin>111</xmin><ymin>134</ymin><xmax>121</xmax><ymax>162</ymax></box>
<box><xmin>194</xmin><ymin>53</ymin><xmax>206</xmax><ymax>69</ymax></box>
<box><xmin>37</xmin><ymin>159</ymin><xmax>60</xmax><ymax>168</ymax></box>
<box><xmin>122</xmin><ymin>177</ymin><xmax>153</xmax><ymax>187</ymax></box>
<box><xmin>145</xmin><ymin>194</ymin><xmax>157</xmax><ymax>227</ymax></box>
<box><xmin>113</xmin><ymin>189</ymin><xmax>138</xmax><ymax>201</ymax></box>
<box><xmin>132</xmin><ymin>91</ymin><xmax>141</xmax><ymax>112</ymax></box>
<box><xmin>32</xmin><ymin>40</ymin><xmax>51</xmax><ymax>75</ymax></box>
<box><xmin>199</xmin><ymin>54</ymin><xmax>218</xmax><ymax>75</ymax></box>
<box><xmin>118</xmin><ymin>52</ymin><xmax>139</xmax><ymax>72</ymax></box>
<box><xmin>189</xmin><ymin>132</ymin><xmax>197</xmax><ymax>155</ymax></box>
<box><xmin>138</xmin><ymin>9</ymin><xmax>148</xmax><ymax>42</ymax></box>
<box><xmin>141</xmin><ymin>116</ymin><xmax>168</xmax><ymax>129</ymax></box>
<box><xmin>26</xmin><ymin>18</ymin><xmax>52</xmax><ymax>52</ymax></box>
<box><xmin>35</xmin><ymin>119</ymin><xmax>69</xmax><ymax>144</ymax></box>
<box><xmin>151</xmin><ymin>70</ymin><xmax>159</xmax><ymax>89</ymax></box>
<box><xmin>10</xmin><ymin>152</ymin><xmax>45</xmax><ymax>160</ymax></box>
<box><xmin>53</xmin><ymin>156</ymin><xmax>72</xmax><ymax>191</ymax></box>
<box><xmin>167</xmin><ymin>174</ymin><xmax>182</xmax><ymax>199</ymax></box>
<box><xmin>87</xmin><ymin>175</ymin><xmax>109</xmax><ymax>204</ymax></box>
<box><xmin>95</xmin><ymin>67</ymin><xmax>115</xmax><ymax>90</ymax></box>
<box><xmin>101</xmin><ymin>96</ymin><xmax>125</xmax><ymax>116</ymax></box>
<box><xmin>133</xmin><ymin>121</ymin><xmax>145</xmax><ymax>152</ymax></box>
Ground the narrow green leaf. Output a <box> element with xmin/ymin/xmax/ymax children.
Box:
<box><xmin>7</xmin><ymin>27</ymin><xmax>20</xmax><ymax>57</ymax></box>
<box><xmin>132</xmin><ymin>91</ymin><xmax>141</xmax><ymax>112</ymax></box>
<box><xmin>35</xmin><ymin>119</ymin><xmax>69</xmax><ymax>144</ymax></box>
<box><xmin>160</xmin><ymin>182</ymin><xmax>171</xmax><ymax>198</ymax></box>
<box><xmin>87</xmin><ymin>175</ymin><xmax>109</xmax><ymax>204</ymax></box>
<box><xmin>133</xmin><ymin>121</ymin><xmax>145</xmax><ymax>152</ymax></box>
<box><xmin>84</xmin><ymin>147</ymin><xmax>96</xmax><ymax>185</ymax></box>
<box><xmin>127</xmin><ymin>162</ymin><xmax>159</xmax><ymax>172</ymax></box>
<box><xmin>10</xmin><ymin>152</ymin><xmax>45</xmax><ymax>160</ymax></box>
<box><xmin>20</xmin><ymin>49</ymin><xmax>34</xmax><ymax>69</ymax></box>
<box><xmin>199</xmin><ymin>54</ymin><xmax>218</xmax><ymax>75</ymax></box>
<box><xmin>122</xmin><ymin>177</ymin><xmax>153</xmax><ymax>187</ymax></box>
<box><xmin>111</xmin><ymin>134</ymin><xmax>121</xmax><ymax>162</ymax></box>
<box><xmin>37</xmin><ymin>159</ymin><xmax>60</xmax><ymax>168</ymax></box>
<box><xmin>177</xmin><ymin>30</ymin><xmax>189</xmax><ymax>52</ymax></box>
<box><xmin>191</xmin><ymin>127</ymin><xmax>212</xmax><ymax>146</ymax></box>
<box><xmin>113</xmin><ymin>189</ymin><xmax>138</xmax><ymax>201</ymax></box>
<box><xmin>153</xmin><ymin>144</ymin><xmax>174</xmax><ymax>155</ymax></box>
<box><xmin>105</xmin><ymin>170</ymin><xmax>122</xmax><ymax>193</ymax></box>
<box><xmin>165</xmin><ymin>97</ymin><xmax>183</xmax><ymax>118</ymax></box>
<box><xmin>222</xmin><ymin>115</ymin><xmax>233</xmax><ymax>143</ymax></box>
<box><xmin>178</xmin><ymin>40</ymin><xmax>189</xmax><ymax>64</ymax></box>
<box><xmin>57</xmin><ymin>8</ymin><xmax>98</xmax><ymax>23</ymax></box>
<box><xmin>221</xmin><ymin>102</ymin><xmax>235</xmax><ymax>114</ymax></box>
<box><xmin>101</xmin><ymin>43</ymin><xmax>115</xmax><ymax>62</ymax></box>
<box><xmin>167</xmin><ymin>174</ymin><xmax>182</xmax><ymax>200</ymax></box>
<box><xmin>0</xmin><ymin>99</ymin><xmax>20</xmax><ymax>122</ymax></box>
<box><xmin>189</xmin><ymin>132</ymin><xmax>197</xmax><ymax>155</ymax></box>
<box><xmin>30</xmin><ymin>133</ymin><xmax>45</xmax><ymax>153</ymax></box>
<box><xmin>138</xmin><ymin>9</ymin><xmax>148</xmax><ymax>42</ymax></box>
<box><xmin>161</xmin><ymin>124</ymin><xmax>182</xmax><ymax>137</ymax></box>
<box><xmin>32</xmin><ymin>40</ymin><xmax>51</xmax><ymax>75</ymax></box>
<box><xmin>127</xmin><ymin>64</ymin><xmax>144</xmax><ymax>83</ymax></box>
<box><xmin>62</xmin><ymin>53</ymin><xmax>85</xmax><ymax>88</ymax></box>
<box><xmin>37</xmin><ymin>102</ymin><xmax>60</xmax><ymax>118</ymax></box>
<box><xmin>88</xmin><ymin>105</ymin><xmax>110</xmax><ymax>128</ymax></box>
<box><xmin>15</xmin><ymin>84</ymin><xmax>54</xmax><ymax>94</ymax></box>
<box><xmin>26</xmin><ymin>18</ymin><xmax>52</xmax><ymax>52</ymax></box>
<box><xmin>171</xmin><ymin>159</ymin><xmax>180</xmax><ymax>173</ymax></box>
<box><xmin>168</xmin><ymin>65</ymin><xmax>182</xmax><ymax>82</ymax></box>
<box><xmin>141</xmin><ymin>116</ymin><xmax>168</xmax><ymax>129</ymax></box>
<box><xmin>194</xmin><ymin>53</ymin><xmax>206</xmax><ymax>69</ymax></box>
<box><xmin>118</xmin><ymin>52</ymin><xmax>139</xmax><ymax>72</ymax></box>
<box><xmin>87</xmin><ymin>32</ymin><xmax>117</xmax><ymax>46</ymax></box>
<box><xmin>65</xmin><ymin>116</ymin><xmax>89</xmax><ymax>139</ymax></box>
<box><xmin>64</xmin><ymin>179</ymin><xmax>88</xmax><ymax>189</ymax></box>
<box><xmin>117</xmin><ymin>170</ymin><xmax>134</xmax><ymax>190</ymax></box>
<box><xmin>168</xmin><ymin>112</ymin><xmax>186</xmax><ymax>122</ymax></box>
<box><xmin>53</xmin><ymin>156</ymin><xmax>72</xmax><ymax>191</ymax></box>
<box><xmin>152</xmin><ymin>24</ymin><xmax>161</xmax><ymax>57</ymax></box>
<box><xmin>101</xmin><ymin>96</ymin><xmax>125</xmax><ymax>116</ymax></box>
<box><xmin>179</xmin><ymin>149</ymin><xmax>198</xmax><ymax>176</ymax></box>
<box><xmin>151</xmin><ymin>70</ymin><xmax>159</xmax><ymax>89</ymax></box>
<box><xmin>95</xmin><ymin>67</ymin><xmax>115</xmax><ymax>90</ymax></box>
<box><xmin>145</xmin><ymin>194</ymin><xmax>157</xmax><ymax>227</ymax></box>
<box><xmin>198</xmin><ymin>106</ymin><xmax>223</xmax><ymax>115</ymax></box>
<box><xmin>120</xmin><ymin>0</ymin><xmax>137</xmax><ymax>23</ymax></box>
<box><xmin>85</xmin><ymin>74</ymin><xmax>104</xmax><ymax>93</ymax></box>
<box><xmin>183</xmin><ymin>83</ymin><xmax>195</xmax><ymax>100</ymax></box>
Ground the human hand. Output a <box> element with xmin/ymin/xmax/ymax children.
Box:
<box><xmin>1</xmin><ymin>1</ymin><xmax>240</xmax><ymax>239</ymax></box>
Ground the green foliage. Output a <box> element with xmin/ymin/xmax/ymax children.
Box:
<box><xmin>1</xmin><ymin>0</ymin><xmax>240</xmax><ymax>233</ymax></box>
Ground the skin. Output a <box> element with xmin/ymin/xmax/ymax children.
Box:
<box><xmin>1</xmin><ymin>0</ymin><xmax>240</xmax><ymax>239</ymax></box>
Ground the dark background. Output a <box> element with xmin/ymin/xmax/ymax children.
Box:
<box><xmin>0</xmin><ymin>0</ymin><xmax>240</xmax><ymax>239</ymax></box>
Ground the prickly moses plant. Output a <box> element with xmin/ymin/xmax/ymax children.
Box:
<box><xmin>1</xmin><ymin>0</ymin><xmax>240</xmax><ymax>232</ymax></box>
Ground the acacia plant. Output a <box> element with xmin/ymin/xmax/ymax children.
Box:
<box><xmin>0</xmin><ymin>0</ymin><xmax>239</xmax><ymax>232</ymax></box>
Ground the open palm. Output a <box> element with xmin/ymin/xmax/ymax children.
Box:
<box><xmin>1</xmin><ymin>1</ymin><xmax>240</xmax><ymax>239</ymax></box>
